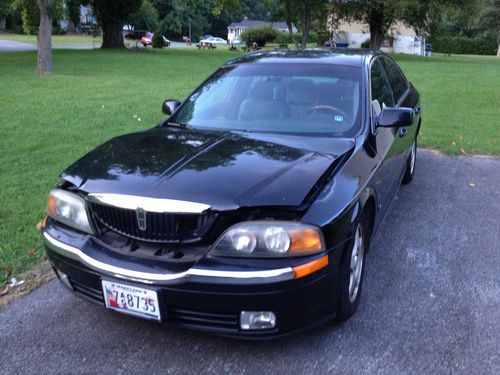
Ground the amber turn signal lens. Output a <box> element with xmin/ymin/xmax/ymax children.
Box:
<box><xmin>289</xmin><ymin>229</ymin><xmax>323</xmax><ymax>254</ymax></box>
<box><xmin>47</xmin><ymin>193</ymin><xmax>57</xmax><ymax>217</ymax></box>
<box><xmin>293</xmin><ymin>255</ymin><xmax>329</xmax><ymax>279</ymax></box>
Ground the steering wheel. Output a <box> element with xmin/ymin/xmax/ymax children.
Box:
<box><xmin>306</xmin><ymin>105</ymin><xmax>351</xmax><ymax>123</ymax></box>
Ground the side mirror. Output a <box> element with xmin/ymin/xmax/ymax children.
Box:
<box><xmin>378</xmin><ymin>107</ymin><xmax>414</xmax><ymax>128</ymax></box>
<box><xmin>162</xmin><ymin>99</ymin><xmax>181</xmax><ymax>116</ymax></box>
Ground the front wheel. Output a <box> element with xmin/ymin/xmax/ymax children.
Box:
<box><xmin>336</xmin><ymin>220</ymin><xmax>367</xmax><ymax>321</ymax></box>
<box><xmin>402</xmin><ymin>139</ymin><xmax>417</xmax><ymax>185</ymax></box>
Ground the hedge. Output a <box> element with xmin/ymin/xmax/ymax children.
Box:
<box><xmin>428</xmin><ymin>36</ymin><xmax>497</xmax><ymax>56</ymax></box>
<box><xmin>275</xmin><ymin>31</ymin><xmax>318</xmax><ymax>45</ymax></box>
<box><xmin>240</xmin><ymin>26</ymin><xmax>279</xmax><ymax>47</ymax></box>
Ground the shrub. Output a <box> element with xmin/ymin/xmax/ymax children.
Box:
<box><xmin>275</xmin><ymin>31</ymin><xmax>320</xmax><ymax>46</ymax></box>
<box><xmin>428</xmin><ymin>36</ymin><xmax>497</xmax><ymax>55</ymax></box>
<box><xmin>275</xmin><ymin>32</ymin><xmax>291</xmax><ymax>45</ymax></box>
<box><xmin>317</xmin><ymin>30</ymin><xmax>330</xmax><ymax>46</ymax></box>
<box><xmin>152</xmin><ymin>31</ymin><xmax>165</xmax><ymax>48</ymax></box>
<box><xmin>361</xmin><ymin>39</ymin><xmax>370</xmax><ymax>48</ymax></box>
<box><xmin>240</xmin><ymin>26</ymin><xmax>279</xmax><ymax>47</ymax></box>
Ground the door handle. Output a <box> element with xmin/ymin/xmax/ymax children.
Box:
<box><xmin>399</xmin><ymin>128</ymin><xmax>408</xmax><ymax>137</ymax></box>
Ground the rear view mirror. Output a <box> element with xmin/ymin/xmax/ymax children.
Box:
<box><xmin>162</xmin><ymin>99</ymin><xmax>181</xmax><ymax>116</ymax></box>
<box><xmin>378</xmin><ymin>107</ymin><xmax>414</xmax><ymax>128</ymax></box>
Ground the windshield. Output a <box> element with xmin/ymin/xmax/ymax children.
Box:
<box><xmin>170</xmin><ymin>63</ymin><xmax>362</xmax><ymax>137</ymax></box>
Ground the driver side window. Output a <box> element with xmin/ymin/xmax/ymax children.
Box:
<box><xmin>371</xmin><ymin>59</ymin><xmax>394</xmax><ymax>109</ymax></box>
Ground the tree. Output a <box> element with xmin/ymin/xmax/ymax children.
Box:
<box><xmin>334</xmin><ymin>0</ymin><xmax>468</xmax><ymax>50</ymax></box>
<box><xmin>0</xmin><ymin>0</ymin><xmax>12</xmax><ymax>30</ymax></box>
<box><xmin>129</xmin><ymin>0</ymin><xmax>159</xmax><ymax>31</ymax></box>
<box><xmin>212</xmin><ymin>0</ymin><xmax>238</xmax><ymax>16</ymax></box>
<box><xmin>272</xmin><ymin>0</ymin><xmax>326</xmax><ymax>47</ymax></box>
<box><xmin>36</xmin><ymin>0</ymin><xmax>53</xmax><ymax>74</ymax></box>
<box><xmin>88</xmin><ymin>0</ymin><xmax>142</xmax><ymax>48</ymax></box>
<box><xmin>67</xmin><ymin>0</ymin><xmax>81</xmax><ymax>32</ymax></box>
<box><xmin>273</xmin><ymin>0</ymin><xmax>298</xmax><ymax>46</ymax></box>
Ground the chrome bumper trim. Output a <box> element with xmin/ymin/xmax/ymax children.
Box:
<box><xmin>43</xmin><ymin>232</ymin><xmax>293</xmax><ymax>284</ymax></box>
<box><xmin>86</xmin><ymin>193</ymin><xmax>211</xmax><ymax>214</ymax></box>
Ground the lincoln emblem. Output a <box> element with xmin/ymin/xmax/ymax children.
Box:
<box><xmin>136</xmin><ymin>207</ymin><xmax>147</xmax><ymax>231</ymax></box>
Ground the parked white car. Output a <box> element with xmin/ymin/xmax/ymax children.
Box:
<box><xmin>200</xmin><ymin>37</ymin><xmax>227</xmax><ymax>45</ymax></box>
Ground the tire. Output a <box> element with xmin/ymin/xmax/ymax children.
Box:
<box><xmin>402</xmin><ymin>139</ymin><xmax>417</xmax><ymax>185</ymax></box>
<box><xmin>336</xmin><ymin>218</ymin><xmax>367</xmax><ymax>321</ymax></box>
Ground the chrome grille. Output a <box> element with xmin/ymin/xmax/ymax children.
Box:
<box><xmin>88</xmin><ymin>202</ymin><xmax>216</xmax><ymax>243</ymax></box>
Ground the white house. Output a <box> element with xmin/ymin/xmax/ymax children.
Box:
<box><xmin>227</xmin><ymin>19</ymin><xmax>297</xmax><ymax>43</ymax></box>
<box><xmin>331</xmin><ymin>20</ymin><xmax>426</xmax><ymax>56</ymax></box>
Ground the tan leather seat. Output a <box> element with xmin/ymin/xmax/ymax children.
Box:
<box><xmin>238</xmin><ymin>82</ymin><xmax>286</xmax><ymax>121</ymax></box>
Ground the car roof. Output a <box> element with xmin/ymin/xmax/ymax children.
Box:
<box><xmin>224</xmin><ymin>48</ymin><xmax>382</xmax><ymax>68</ymax></box>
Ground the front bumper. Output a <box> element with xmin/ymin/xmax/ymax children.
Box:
<box><xmin>43</xmin><ymin>224</ymin><xmax>343</xmax><ymax>338</ymax></box>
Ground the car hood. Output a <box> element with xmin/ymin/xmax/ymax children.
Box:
<box><xmin>61</xmin><ymin>127</ymin><xmax>354</xmax><ymax>211</ymax></box>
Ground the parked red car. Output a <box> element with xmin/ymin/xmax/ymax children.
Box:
<box><xmin>141</xmin><ymin>32</ymin><xmax>171</xmax><ymax>47</ymax></box>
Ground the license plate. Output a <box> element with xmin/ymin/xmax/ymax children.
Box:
<box><xmin>102</xmin><ymin>280</ymin><xmax>161</xmax><ymax>321</ymax></box>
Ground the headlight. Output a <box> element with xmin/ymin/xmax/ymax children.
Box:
<box><xmin>46</xmin><ymin>189</ymin><xmax>93</xmax><ymax>234</ymax></box>
<box><xmin>210</xmin><ymin>221</ymin><xmax>325</xmax><ymax>257</ymax></box>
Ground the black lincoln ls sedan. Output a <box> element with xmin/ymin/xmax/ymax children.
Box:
<box><xmin>42</xmin><ymin>49</ymin><xmax>421</xmax><ymax>338</ymax></box>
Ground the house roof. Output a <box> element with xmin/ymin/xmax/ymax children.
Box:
<box><xmin>227</xmin><ymin>20</ymin><xmax>291</xmax><ymax>31</ymax></box>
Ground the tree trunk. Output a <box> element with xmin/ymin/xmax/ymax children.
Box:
<box><xmin>101</xmin><ymin>20</ymin><xmax>124</xmax><ymax>49</ymax></box>
<box><xmin>284</xmin><ymin>0</ymin><xmax>297</xmax><ymax>47</ymax></box>
<box><xmin>0</xmin><ymin>17</ymin><xmax>6</xmax><ymax>31</ymax></box>
<box><xmin>286</xmin><ymin>19</ymin><xmax>296</xmax><ymax>46</ymax></box>
<box><xmin>369</xmin><ymin>22</ymin><xmax>384</xmax><ymax>50</ymax></box>
<box><xmin>67</xmin><ymin>20</ymin><xmax>76</xmax><ymax>34</ymax></box>
<box><xmin>301</xmin><ymin>1</ymin><xmax>310</xmax><ymax>48</ymax></box>
<box><xmin>37</xmin><ymin>1</ymin><xmax>53</xmax><ymax>74</ymax></box>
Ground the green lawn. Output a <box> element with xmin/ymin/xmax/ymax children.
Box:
<box><xmin>0</xmin><ymin>48</ymin><xmax>498</xmax><ymax>285</ymax></box>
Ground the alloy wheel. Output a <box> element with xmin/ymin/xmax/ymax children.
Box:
<box><xmin>348</xmin><ymin>223</ymin><xmax>365</xmax><ymax>303</ymax></box>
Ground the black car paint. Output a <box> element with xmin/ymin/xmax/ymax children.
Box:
<box><xmin>43</xmin><ymin>49</ymin><xmax>421</xmax><ymax>337</ymax></box>
<box><xmin>61</xmin><ymin>128</ymin><xmax>354</xmax><ymax>212</ymax></box>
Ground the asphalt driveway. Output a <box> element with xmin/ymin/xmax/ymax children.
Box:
<box><xmin>0</xmin><ymin>150</ymin><xmax>498</xmax><ymax>374</ymax></box>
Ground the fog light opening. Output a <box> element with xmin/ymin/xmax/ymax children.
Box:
<box><xmin>240</xmin><ymin>311</ymin><xmax>276</xmax><ymax>330</ymax></box>
<box><xmin>54</xmin><ymin>268</ymin><xmax>73</xmax><ymax>290</ymax></box>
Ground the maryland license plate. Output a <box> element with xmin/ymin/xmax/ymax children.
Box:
<box><xmin>102</xmin><ymin>280</ymin><xmax>161</xmax><ymax>321</ymax></box>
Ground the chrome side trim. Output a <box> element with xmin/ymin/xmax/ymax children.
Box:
<box><xmin>43</xmin><ymin>232</ymin><xmax>293</xmax><ymax>284</ymax></box>
<box><xmin>86</xmin><ymin>193</ymin><xmax>211</xmax><ymax>214</ymax></box>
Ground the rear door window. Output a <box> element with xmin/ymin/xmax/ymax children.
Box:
<box><xmin>381</xmin><ymin>57</ymin><xmax>408</xmax><ymax>103</ymax></box>
<box><xmin>371</xmin><ymin>59</ymin><xmax>394</xmax><ymax>108</ymax></box>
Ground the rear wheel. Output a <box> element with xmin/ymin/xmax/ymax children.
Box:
<box><xmin>336</xmin><ymin>219</ymin><xmax>367</xmax><ymax>321</ymax></box>
<box><xmin>402</xmin><ymin>139</ymin><xmax>417</xmax><ymax>185</ymax></box>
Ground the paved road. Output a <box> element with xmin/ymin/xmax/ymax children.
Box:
<box><xmin>1</xmin><ymin>151</ymin><xmax>499</xmax><ymax>374</ymax></box>
<box><xmin>0</xmin><ymin>39</ymin><xmax>190</xmax><ymax>52</ymax></box>
<box><xmin>0</xmin><ymin>39</ymin><xmax>36</xmax><ymax>52</ymax></box>
<box><xmin>0</xmin><ymin>40</ymin><xmax>98</xmax><ymax>52</ymax></box>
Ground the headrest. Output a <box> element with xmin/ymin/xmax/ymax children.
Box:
<box><xmin>249</xmin><ymin>82</ymin><xmax>275</xmax><ymax>100</ymax></box>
